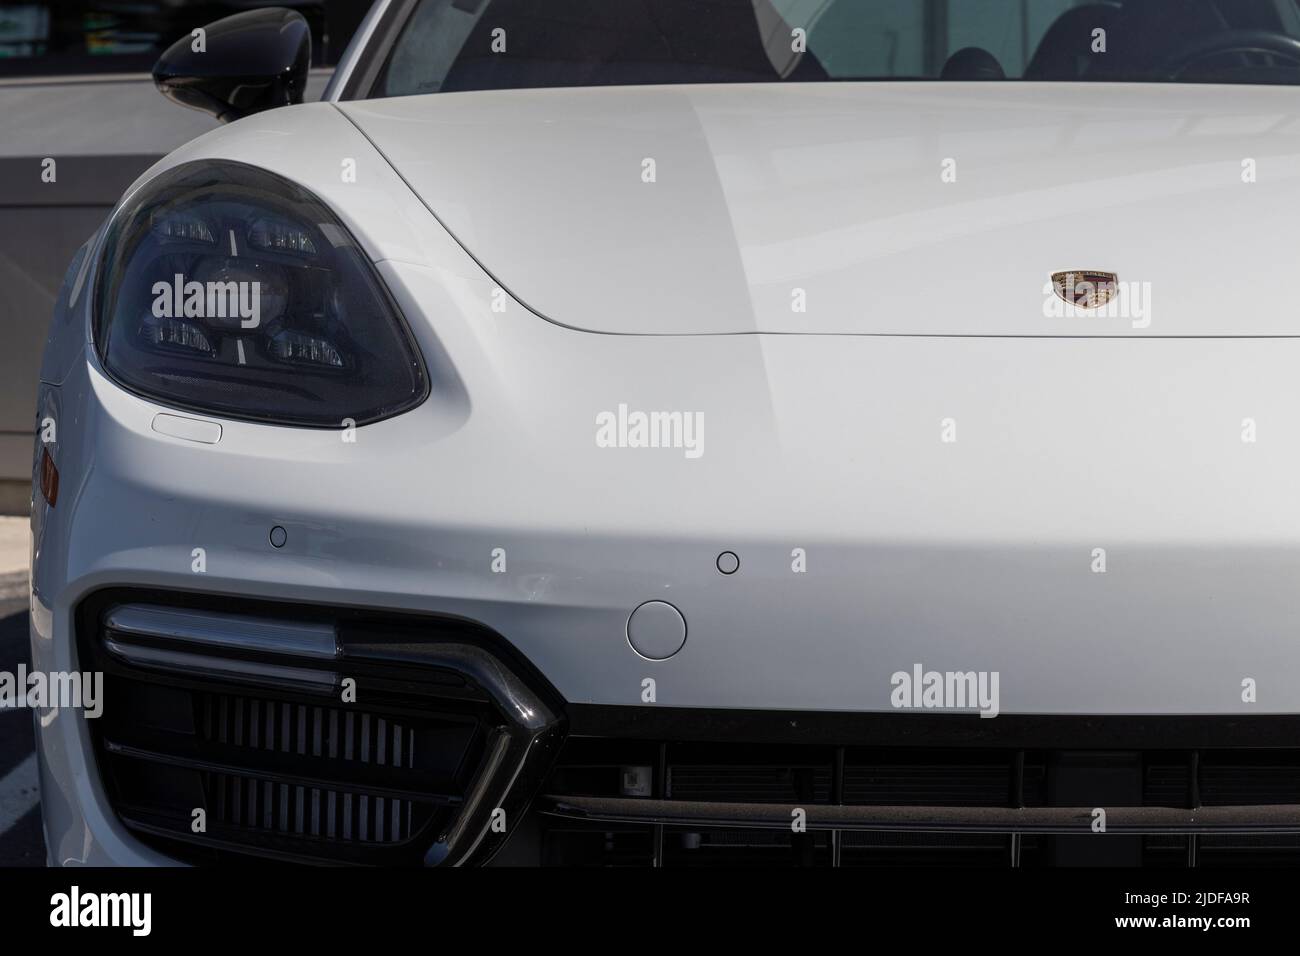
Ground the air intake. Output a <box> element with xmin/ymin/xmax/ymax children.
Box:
<box><xmin>78</xmin><ymin>589</ymin><xmax>563</xmax><ymax>866</ymax></box>
<box><xmin>536</xmin><ymin>729</ymin><xmax>1300</xmax><ymax>867</ymax></box>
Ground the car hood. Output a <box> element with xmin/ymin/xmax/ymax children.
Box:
<box><xmin>342</xmin><ymin>82</ymin><xmax>1300</xmax><ymax>336</ymax></box>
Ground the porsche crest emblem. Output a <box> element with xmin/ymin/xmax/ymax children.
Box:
<box><xmin>1051</xmin><ymin>271</ymin><xmax>1118</xmax><ymax>309</ymax></box>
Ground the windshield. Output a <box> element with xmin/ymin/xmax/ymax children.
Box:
<box><xmin>371</xmin><ymin>0</ymin><xmax>1300</xmax><ymax>97</ymax></box>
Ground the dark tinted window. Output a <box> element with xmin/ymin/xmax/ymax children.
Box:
<box><xmin>375</xmin><ymin>0</ymin><xmax>1300</xmax><ymax>95</ymax></box>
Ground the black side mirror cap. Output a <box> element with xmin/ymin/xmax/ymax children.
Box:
<box><xmin>153</xmin><ymin>8</ymin><xmax>311</xmax><ymax>124</ymax></box>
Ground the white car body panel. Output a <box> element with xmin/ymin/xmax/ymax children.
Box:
<box><xmin>344</xmin><ymin>83</ymin><xmax>1300</xmax><ymax>335</ymax></box>
<box><xmin>29</xmin><ymin>82</ymin><xmax>1300</xmax><ymax>865</ymax></box>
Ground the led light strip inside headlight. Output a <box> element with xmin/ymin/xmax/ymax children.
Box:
<box><xmin>95</xmin><ymin>161</ymin><xmax>428</xmax><ymax>427</ymax></box>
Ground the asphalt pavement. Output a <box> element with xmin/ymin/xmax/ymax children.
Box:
<box><xmin>0</xmin><ymin>516</ymin><xmax>43</xmax><ymax>866</ymax></box>
<box><xmin>0</xmin><ymin>599</ymin><xmax>42</xmax><ymax>866</ymax></box>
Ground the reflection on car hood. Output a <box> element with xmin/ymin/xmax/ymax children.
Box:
<box><xmin>343</xmin><ymin>82</ymin><xmax>1300</xmax><ymax>335</ymax></box>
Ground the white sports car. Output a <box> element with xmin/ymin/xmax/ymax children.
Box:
<box><xmin>29</xmin><ymin>0</ymin><xmax>1300</xmax><ymax>867</ymax></box>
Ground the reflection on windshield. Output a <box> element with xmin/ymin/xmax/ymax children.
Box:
<box><xmin>376</xmin><ymin>0</ymin><xmax>1300</xmax><ymax>97</ymax></box>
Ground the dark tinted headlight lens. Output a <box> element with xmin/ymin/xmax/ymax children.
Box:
<box><xmin>96</xmin><ymin>161</ymin><xmax>427</xmax><ymax>427</ymax></box>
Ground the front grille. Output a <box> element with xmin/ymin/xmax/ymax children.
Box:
<box><xmin>78</xmin><ymin>590</ymin><xmax>562</xmax><ymax>866</ymax></box>
<box><xmin>200</xmin><ymin>694</ymin><xmax>424</xmax><ymax>845</ymax></box>
<box><xmin>538</xmin><ymin>738</ymin><xmax>1300</xmax><ymax>867</ymax></box>
<box><xmin>1200</xmin><ymin>752</ymin><xmax>1300</xmax><ymax>804</ymax></box>
<box><xmin>669</xmin><ymin>761</ymin><xmax>832</xmax><ymax>803</ymax></box>
<box><xmin>842</xmin><ymin>752</ymin><xmax>1032</xmax><ymax>806</ymax></box>
<box><xmin>75</xmin><ymin>591</ymin><xmax>1300</xmax><ymax>867</ymax></box>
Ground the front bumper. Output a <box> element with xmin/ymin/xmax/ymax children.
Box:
<box><xmin>32</xmin><ymin>253</ymin><xmax>1300</xmax><ymax>863</ymax></box>
<box><xmin>40</xmin><ymin>587</ymin><xmax>1300</xmax><ymax>866</ymax></box>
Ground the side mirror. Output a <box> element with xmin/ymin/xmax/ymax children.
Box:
<box><xmin>153</xmin><ymin>8</ymin><xmax>311</xmax><ymax>124</ymax></box>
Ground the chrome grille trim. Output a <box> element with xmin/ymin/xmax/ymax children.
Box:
<box><xmin>105</xmin><ymin>603</ymin><xmax>339</xmax><ymax>659</ymax></box>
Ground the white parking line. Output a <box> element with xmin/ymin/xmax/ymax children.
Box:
<box><xmin>0</xmin><ymin>753</ymin><xmax>39</xmax><ymax>835</ymax></box>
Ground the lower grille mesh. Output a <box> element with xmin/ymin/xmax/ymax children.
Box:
<box><xmin>540</xmin><ymin>740</ymin><xmax>1300</xmax><ymax>867</ymax></box>
<box><xmin>78</xmin><ymin>590</ymin><xmax>564</xmax><ymax>866</ymax></box>
<box><xmin>201</xmin><ymin>695</ymin><xmax>419</xmax><ymax>844</ymax></box>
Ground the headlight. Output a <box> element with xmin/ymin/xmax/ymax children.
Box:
<box><xmin>95</xmin><ymin>161</ymin><xmax>428</xmax><ymax>427</ymax></box>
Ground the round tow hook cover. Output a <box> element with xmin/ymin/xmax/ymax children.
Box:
<box><xmin>626</xmin><ymin>600</ymin><xmax>687</xmax><ymax>661</ymax></box>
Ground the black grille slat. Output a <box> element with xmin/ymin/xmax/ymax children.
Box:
<box><xmin>543</xmin><ymin>740</ymin><xmax>1300</xmax><ymax>867</ymax></box>
<box><xmin>844</xmin><ymin>765</ymin><xmax>1011</xmax><ymax>807</ymax></box>
<box><xmin>668</xmin><ymin>765</ymin><xmax>832</xmax><ymax>803</ymax></box>
<box><xmin>200</xmin><ymin>692</ymin><xmax>424</xmax><ymax>846</ymax></box>
<box><xmin>1201</xmin><ymin>757</ymin><xmax>1300</xmax><ymax>806</ymax></box>
<box><xmin>157</xmin><ymin>677</ymin><xmax>473</xmax><ymax>852</ymax></box>
<box><xmin>93</xmin><ymin>613</ymin><xmax>572</xmax><ymax>867</ymax></box>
